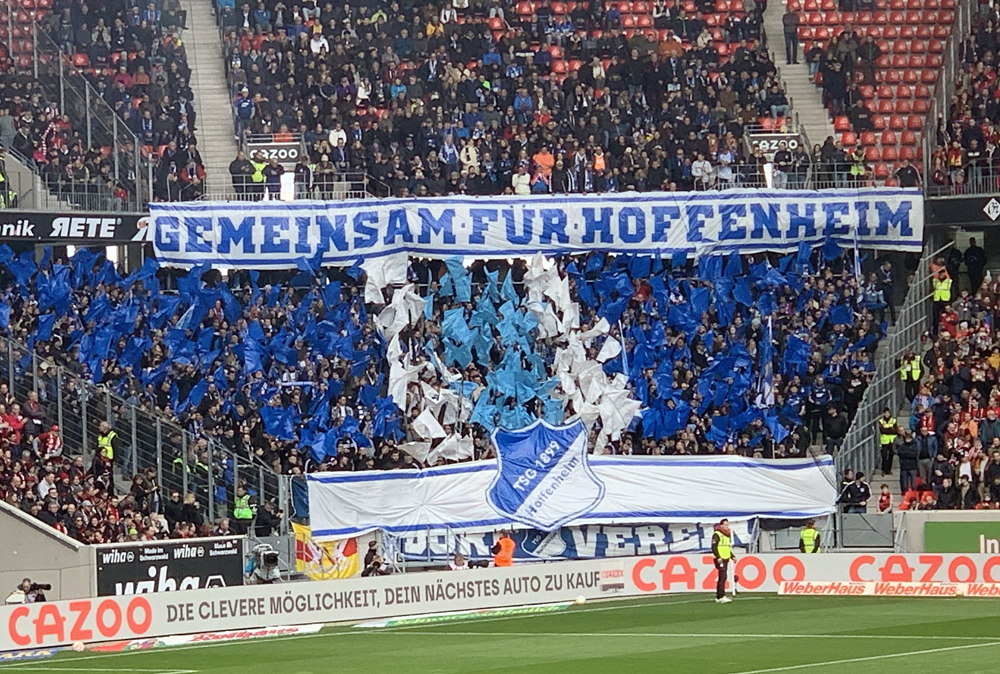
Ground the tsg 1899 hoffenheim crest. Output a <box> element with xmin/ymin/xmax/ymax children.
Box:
<box><xmin>487</xmin><ymin>419</ymin><xmax>605</xmax><ymax>531</ymax></box>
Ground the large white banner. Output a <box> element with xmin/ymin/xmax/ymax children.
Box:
<box><xmin>150</xmin><ymin>189</ymin><xmax>924</xmax><ymax>268</ymax></box>
<box><xmin>3</xmin><ymin>553</ymin><xmax>1000</xmax><ymax>650</ymax></box>
<box><xmin>306</xmin><ymin>455</ymin><xmax>838</xmax><ymax>539</ymax></box>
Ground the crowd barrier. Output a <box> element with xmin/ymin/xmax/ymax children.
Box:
<box><xmin>3</xmin><ymin>552</ymin><xmax>999</xmax><ymax>650</ymax></box>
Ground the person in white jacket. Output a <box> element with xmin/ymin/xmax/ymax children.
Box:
<box><xmin>691</xmin><ymin>153</ymin><xmax>714</xmax><ymax>190</ymax></box>
<box><xmin>512</xmin><ymin>163</ymin><xmax>531</xmax><ymax>194</ymax></box>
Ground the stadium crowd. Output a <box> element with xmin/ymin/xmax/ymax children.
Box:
<box><xmin>933</xmin><ymin>9</ymin><xmax>1000</xmax><ymax>194</ymax></box>
<box><xmin>218</xmin><ymin>0</ymin><xmax>801</xmax><ymax>195</ymax></box>
<box><xmin>0</xmin><ymin>0</ymin><xmax>200</xmax><ymax>205</ymax></box>
<box><xmin>884</xmin><ymin>244</ymin><xmax>1000</xmax><ymax>511</ymax></box>
<box><xmin>0</xmin><ymin>241</ymin><xmax>892</xmax><ymax>521</ymax></box>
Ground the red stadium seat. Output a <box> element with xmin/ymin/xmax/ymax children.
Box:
<box><xmin>907</xmin><ymin>115</ymin><xmax>923</xmax><ymax>129</ymax></box>
<box><xmin>865</xmin><ymin>146</ymin><xmax>882</xmax><ymax>161</ymax></box>
<box><xmin>875</xmin><ymin>163</ymin><xmax>890</xmax><ymax>179</ymax></box>
<box><xmin>915</xmin><ymin>84</ymin><xmax>931</xmax><ymax>98</ymax></box>
<box><xmin>901</xmin><ymin>131</ymin><xmax>917</xmax><ymax>145</ymax></box>
<box><xmin>912</xmin><ymin>99</ymin><xmax>930</xmax><ymax>113</ymax></box>
<box><xmin>895</xmin><ymin>99</ymin><xmax>912</xmax><ymax>113</ymax></box>
<box><xmin>841</xmin><ymin>132</ymin><xmax>858</xmax><ymax>146</ymax></box>
<box><xmin>900</xmin><ymin>146</ymin><xmax>917</xmax><ymax>160</ymax></box>
<box><xmin>861</xmin><ymin>131</ymin><xmax>878</xmax><ymax>146</ymax></box>
<box><xmin>860</xmin><ymin>85</ymin><xmax>875</xmax><ymax>99</ymax></box>
<box><xmin>881</xmin><ymin>131</ymin><xmax>898</xmax><ymax>145</ymax></box>
<box><xmin>886</xmin><ymin>69</ymin><xmax>902</xmax><ymax>82</ymax></box>
<box><xmin>835</xmin><ymin>115</ymin><xmax>851</xmax><ymax>131</ymax></box>
<box><xmin>889</xmin><ymin>115</ymin><xmax>905</xmax><ymax>129</ymax></box>
<box><xmin>873</xmin><ymin>115</ymin><xmax>887</xmax><ymax>130</ymax></box>
<box><xmin>882</xmin><ymin>146</ymin><xmax>899</xmax><ymax>161</ymax></box>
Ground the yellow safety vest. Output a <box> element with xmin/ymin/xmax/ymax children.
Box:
<box><xmin>878</xmin><ymin>417</ymin><xmax>897</xmax><ymax>445</ymax></box>
<box><xmin>713</xmin><ymin>531</ymin><xmax>733</xmax><ymax>560</ymax></box>
<box><xmin>932</xmin><ymin>276</ymin><xmax>952</xmax><ymax>302</ymax></box>
<box><xmin>233</xmin><ymin>494</ymin><xmax>253</xmax><ymax>520</ymax></box>
<box><xmin>97</xmin><ymin>431</ymin><xmax>117</xmax><ymax>462</ymax></box>
<box><xmin>250</xmin><ymin>161</ymin><xmax>266</xmax><ymax>183</ymax></box>
<box><xmin>908</xmin><ymin>356</ymin><xmax>921</xmax><ymax>381</ymax></box>
<box><xmin>800</xmin><ymin>527</ymin><xmax>820</xmax><ymax>553</ymax></box>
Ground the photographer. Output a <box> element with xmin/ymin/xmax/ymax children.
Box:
<box><xmin>6</xmin><ymin>578</ymin><xmax>50</xmax><ymax>604</ymax></box>
<box><xmin>362</xmin><ymin>554</ymin><xmax>391</xmax><ymax>577</ymax></box>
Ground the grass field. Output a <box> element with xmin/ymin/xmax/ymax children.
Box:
<box><xmin>3</xmin><ymin>593</ymin><xmax>1000</xmax><ymax>674</ymax></box>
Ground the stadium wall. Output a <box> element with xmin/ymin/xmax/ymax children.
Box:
<box><xmin>894</xmin><ymin>511</ymin><xmax>1000</xmax><ymax>553</ymax></box>
<box><xmin>0</xmin><ymin>501</ymin><xmax>95</xmax><ymax>601</ymax></box>
<box><xmin>3</xmin><ymin>553</ymin><xmax>1000</xmax><ymax>650</ymax></box>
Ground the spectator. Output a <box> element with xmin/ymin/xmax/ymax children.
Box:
<box><xmin>896</xmin><ymin>429</ymin><xmax>919</xmax><ymax>493</ymax></box>
<box><xmin>839</xmin><ymin>471</ymin><xmax>871</xmax><ymax>513</ymax></box>
<box><xmin>782</xmin><ymin>8</ymin><xmax>799</xmax><ymax>65</ymax></box>
<box><xmin>964</xmin><ymin>238</ymin><xmax>987</xmax><ymax>293</ymax></box>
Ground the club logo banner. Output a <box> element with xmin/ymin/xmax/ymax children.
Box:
<box><xmin>488</xmin><ymin>420</ymin><xmax>604</xmax><ymax>531</ymax></box>
<box><xmin>307</xmin><ymin>454</ymin><xmax>838</xmax><ymax>539</ymax></box>
<box><xmin>150</xmin><ymin>189</ymin><xmax>923</xmax><ymax>269</ymax></box>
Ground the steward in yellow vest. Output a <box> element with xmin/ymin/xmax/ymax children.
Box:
<box><xmin>232</xmin><ymin>485</ymin><xmax>255</xmax><ymax>534</ymax></box>
<box><xmin>799</xmin><ymin>520</ymin><xmax>820</xmax><ymax>553</ymax></box>
<box><xmin>711</xmin><ymin>519</ymin><xmax>735</xmax><ymax>603</ymax></box>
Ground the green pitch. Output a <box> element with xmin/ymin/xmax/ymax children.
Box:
<box><xmin>6</xmin><ymin>593</ymin><xmax>1000</xmax><ymax>674</ymax></box>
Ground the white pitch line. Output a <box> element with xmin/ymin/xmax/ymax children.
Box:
<box><xmin>379</xmin><ymin>631</ymin><xmax>999</xmax><ymax>642</ymax></box>
<box><xmin>378</xmin><ymin>596</ymin><xmax>769</xmax><ymax>632</ymax></box>
<box><xmin>0</xmin><ymin>669</ymin><xmax>190</xmax><ymax>672</ymax></box>
<box><xmin>725</xmin><ymin>641</ymin><xmax>1000</xmax><ymax>674</ymax></box>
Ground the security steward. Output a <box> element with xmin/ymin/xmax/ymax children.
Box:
<box><xmin>232</xmin><ymin>484</ymin><xmax>256</xmax><ymax>535</ymax></box>
<box><xmin>898</xmin><ymin>349</ymin><xmax>921</xmax><ymax>402</ymax></box>
<box><xmin>249</xmin><ymin>150</ymin><xmax>267</xmax><ymax>200</ymax></box>
<box><xmin>711</xmin><ymin>519</ymin><xmax>735</xmax><ymax>603</ymax></box>
<box><xmin>931</xmin><ymin>268</ymin><xmax>952</xmax><ymax>331</ymax></box>
<box><xmin>491</xmin><ymin>530</ymin><xmax>515</xmax><ymax>567</ymax></box>
<box><xmin>877</xmin><ymin>407</ymin><xmax>898</xmax><ymax>476</ymax></box>
<box><xmin>94</xmin><ymin>420</ymin><xmax>118</xmax><ymax>486</ymax></box>
<box><xmin>799</xmin><ymin>519</ymin><xmax>821</xmax><ymax>553</ymax></box>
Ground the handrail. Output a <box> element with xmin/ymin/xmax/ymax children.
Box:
<box><xmin>922</xmin><ymin>0</ymin><xmax>975</xmax><ymax>196</ymax></box>
<box><xmin>0</xmin><ymin>333</ymin><xmax>288</xmax><ymax>530</ymax></box>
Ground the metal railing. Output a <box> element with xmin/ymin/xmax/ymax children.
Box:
<box><xmin>922</xmin><ymin>0</ymin><xmax>975</xmax><ymax>196</ymax></box>
<box><xmin>835</xmin><ymin>242</ymin><xmax>954</xmax><ymax>479</ymax></box>
<box><xmin>3</xmin><ymin>148</ymin><xmax>132</xmax><ymax>212</ymax></box>
<box><xmin>0</xmin><ymin>334</ymin><xmax>290</xmax><ymax>534</ymax></box>
<box><xmin>197</xmin><ymin>172</ymin><xmax>386</xmax><ymax>201</ymax></box>
<box><xmin>925</xmin><ymin>160</ymin><xmax>1000</xmax><ymax>198</ymax></box>
<box><xmin>7</xmin><ymin>21</ymin><xmax>152</xmax><ymax>212</ymax></box>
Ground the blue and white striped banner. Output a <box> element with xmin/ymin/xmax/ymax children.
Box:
<box><xmin>306</xmin><ymin>453</ymin><xmax>838</xmax><ymax>539</ymax></box>
<box><xmin>151</xmin><ymin>189</ymin><xmax>923</xmax><ymax>269</ymax></box>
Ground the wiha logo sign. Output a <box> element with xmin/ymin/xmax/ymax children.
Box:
<box><xmin>100</xmin><ymin>549</ymin><xmax>135</xmax><ymax>564</ymax></box>
<box><xmin>95</xmin><ymin>539</ymin><xmax>244</xmax><ymax>597</ymax></box>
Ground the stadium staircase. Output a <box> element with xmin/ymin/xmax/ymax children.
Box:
<box><xmin>762</xmin><ymin>1</ymin><xmax>836</xmax><ymax>150</ymax></box>
<box><xmin>789</xmin><ymin>0</ymin><xmax>957</xmax><ymax>184</ymax></box>
<box><xmin>180</xmin><ymin>0</ymin><xmax>238</xmax><ymax>195</ymax></box>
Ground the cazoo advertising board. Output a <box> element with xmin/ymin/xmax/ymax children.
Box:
<box><xmin>3</xmin><ymin>553</ymin><xmax>999</xmax><ymax>650</ymax></box>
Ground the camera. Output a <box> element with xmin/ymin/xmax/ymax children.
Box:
<box><xmin>30</xmin><ymin>583</ymin><xmax>52</xmax><ymax>592</ymax></box>
<box><xmin>247</xmin><ymin>544</ymin><xmax>281</xmax><ymax>584</ymax></box>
